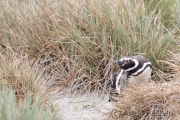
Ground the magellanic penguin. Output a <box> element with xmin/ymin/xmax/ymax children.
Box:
<box><xmin>113</xmin><ymin>55</ymin><xmax>153</xmax><ymax>93</ymax></box>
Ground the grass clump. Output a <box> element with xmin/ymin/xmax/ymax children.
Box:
<box><xmin>0</xmin><ymin>54</ymin><xmax>44</xmax><ymax>101</ymax></box>
<box><xmin>0</xmin><ymin>53</ymin><xmax>58</xmax><ymax>119</ymax></box>
<box><xmin>107</xmin><ymin>82</ymin><xmax>180</xmax><ymax>120</ymax></box>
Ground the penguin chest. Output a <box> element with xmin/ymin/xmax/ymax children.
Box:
<box><xmin>128</xmin><ymin>66</ymin><xmax>152</xmax><ymax>84</ymax></box>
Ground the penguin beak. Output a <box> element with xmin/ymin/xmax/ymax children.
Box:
<box><xmin>114</xmin><ymin>60</ymin><xmax>123</xmax><ymax>65</ymax></box>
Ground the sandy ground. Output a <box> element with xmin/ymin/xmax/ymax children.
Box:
<box><xmin>54</xmin><ymin>92</ymin><xmax>114</xmax><ymax>120</ymax></box>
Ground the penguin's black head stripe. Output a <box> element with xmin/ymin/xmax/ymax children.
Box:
<box><xmin>115</xmin><ymin>55</ymin><xmax>152</xmax><ymax>74</ymax></box>
<box><xmin>115</xmin><ymin>58</ymin><xmax>136</xmax><ymax>70</ymax></box>
<box><xmin>120</xmin><ymin>59</ymin><xmax>136</xmax><ymax>70</ymax></box>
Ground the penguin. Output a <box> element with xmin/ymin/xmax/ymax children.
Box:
<box><xmin>111</xmin><ymin>55</ymin><xmax>152</xmax><ymax>97</ymax></box>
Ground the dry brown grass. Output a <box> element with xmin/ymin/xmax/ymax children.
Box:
<box><xmin>0</xmin><ymin>52</ymin><xmax>58</xmax><ymax>119</ymax></box>
<box><xmin>0</xmin><ymin>52</ymin><xmax>47</xmax><ymax>101</ymax></box>
<box><xmin>106</xmin><ymin>81</ymin><xmax>180</xmax><ymax>120</ymax></box>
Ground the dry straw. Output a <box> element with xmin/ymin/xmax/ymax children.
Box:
<box><xmin>107</xmin><ymin>81</ymin><xmax>180</xmax><ymax>120</ymax></box>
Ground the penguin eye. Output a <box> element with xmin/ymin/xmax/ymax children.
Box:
<box><xmin>122</xmin><ymin>60</ymin><xmax>125</xmax><ymax>62</ymax></box>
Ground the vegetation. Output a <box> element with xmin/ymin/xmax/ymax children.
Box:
<box><xmin>0</xmin><ymin>0</ymin><xmax>179</xmax><ymax>119</ymax></box>
<box><xmin>0</xmin><ymin>88</ymin><xmax>57</xmax><ymax>120</ymax></box>
<box><xmin>107</xmin><ymin>80</ymin><xmax>180</xmax><ymax>120</ymax></box>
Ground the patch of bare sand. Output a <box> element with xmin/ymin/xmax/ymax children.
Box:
<box><xmin>54</xmin><ymin>91</ymin><xmax>114</xmax><ymax>120</ymax></box>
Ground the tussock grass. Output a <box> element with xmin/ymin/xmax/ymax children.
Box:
<box><xmin>0</xmin><ymin>53</ymin><xmax>58</xmax><ymax>119</ymax></box>
<box><xmin>0</xmin><ymin>53</ymin><xmax>43</xmax><ymax>101</ymax></box>
<box><xmin>107</xmin><ymin>82</ymin><xmax>180</xmax><ymax>120</ymax></box>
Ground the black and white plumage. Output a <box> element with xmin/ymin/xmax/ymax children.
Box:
<box><xmin>111</xmin><ymin>67</ymin><xmax>127</xmax><ymax>93</ymax></box>
<box><xmin>112</xmin><ymin>55</ymin><xmax>152</xmax><ymax>93</ymax></box>
<box><xmin>109</xmin><ymin>67</ymin><xmax>127</xmax><ymax>102</ymax></box>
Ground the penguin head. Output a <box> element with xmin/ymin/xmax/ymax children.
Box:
<box><xmin>114</xmin><ymin>57</ymin><xmax>138</xmax><ymax>71</ymax></box>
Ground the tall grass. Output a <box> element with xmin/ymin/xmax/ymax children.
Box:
<box><xmin>0</xmin><ymin>0</ymin><xmax>179</xmax><ymax>93</ymax></box>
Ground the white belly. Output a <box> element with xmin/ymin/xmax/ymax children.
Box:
<box><xmin>128</xmin><ymin>66</ymin><xmax>152</xmax><ymax>85</ymax></box>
